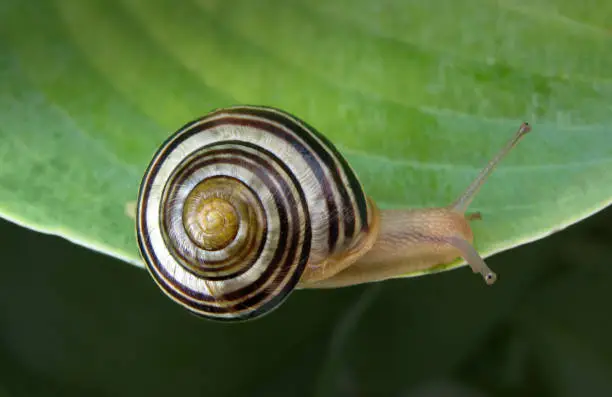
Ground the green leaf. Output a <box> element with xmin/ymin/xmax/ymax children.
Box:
<box><xmin>1</xmin><ymin>0</ymin><xmax>611</xmax><ymax>278</ymax></box>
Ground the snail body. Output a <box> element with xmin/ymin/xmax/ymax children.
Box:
<box><xmin>136</xmin><ymin>105</ymin><xmax>531</xmax><ymax>321</ymax></box>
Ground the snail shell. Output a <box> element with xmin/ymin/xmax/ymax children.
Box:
<box><xmin>136</xmin><ymin>106</ymin><xmax>373</xmax><ymax>321</ymax></box>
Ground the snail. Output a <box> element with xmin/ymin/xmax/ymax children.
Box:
<box><xmin>135</xmin><ymin>105</ymin><xmax>531</xmax><ymax>321</ymax></box>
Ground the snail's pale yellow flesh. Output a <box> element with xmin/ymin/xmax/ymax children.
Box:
<box><xmin>298</xmin><ymin>122</ymin><xmax>532</xmax><ymax>289</ymax></box>
<box><xmin>299</xmin><ymin>197</ymin><xmax>381</xmax><ymax>284</ymax></box>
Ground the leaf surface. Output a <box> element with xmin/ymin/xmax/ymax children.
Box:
<box><xmin>0</xmin><ymin>0</ymin><xmax>610</xmax><ymax>277</ymax></box>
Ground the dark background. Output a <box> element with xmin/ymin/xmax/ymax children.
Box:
<box><xmin>0</xmin><ymin>205</ymin><xmax>610</xmax><ymax>397</ymax></box>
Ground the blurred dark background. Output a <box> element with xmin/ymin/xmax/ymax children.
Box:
<box><xmin>0</xmin><ymin>205</ymin><xmax>611</xmax><ymax>397</ymax></box>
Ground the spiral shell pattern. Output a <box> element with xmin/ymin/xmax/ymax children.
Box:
<box><xmin>136</xmin><ymin>106</ymin><xmax>371</xmax><ymax>321</ymax></box>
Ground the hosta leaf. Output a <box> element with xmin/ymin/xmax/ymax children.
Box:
<box><xmin>0</xmin><ymin>0</ymin><xmax>611</xmax><ymax>278</ymax></box>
